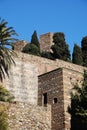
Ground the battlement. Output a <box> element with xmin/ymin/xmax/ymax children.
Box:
<box><xmin>12</xmin><ymin>32</ymin><xmax>54</xmax><ymax>53</ymax></box>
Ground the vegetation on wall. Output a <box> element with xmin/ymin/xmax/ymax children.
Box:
<box><xmin>0</xmin><ymin>85</ymin><xmax>14</xmax><ymax>102</ymax></box>
<box><xmin>68</xmin><ymin>70</ymin><xmax>87</xmax><ymax>130</ymax></box>
<box><xmin>0</xmin><ymin>105</ymin><xmax>9</xmax><ymax>130</ymax></box>
<box><xmin>0</xmin><ymin>85</ymin><xmax>15</xmax><ymax>130</ymax></box>
<box><xmin>22</xmin><ymin>43</ymin><xmax>40</xmax><ymax>56</ymax></box>
<box><xmin>41</xmin><ymin>51</ymin><xmax>54</xmax><ymax>60</ymax></box>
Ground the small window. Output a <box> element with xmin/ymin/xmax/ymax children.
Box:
<box><xmin>43</xmin><ymin>93</ymin><xmax>47</xmax><ymax>106</ymax></box>
<box><xmin>53</xmin><ymin>98</ymin><xmax>57</xmax><ymax>104</ymax></box>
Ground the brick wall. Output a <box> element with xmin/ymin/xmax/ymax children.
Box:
<box><xmin>38</xmin><ymin>67</ymin><xmax>84</xmax><ymax>130</ymax></box>
<box><xmin>38</xmin><ymin>68</ymin><xmax>65</xmax><ymax>130</ymax></box>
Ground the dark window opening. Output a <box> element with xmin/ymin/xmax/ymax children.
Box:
<box><xmin>43</xmin><ymin>93</ymin><xmax>47</xmax><ymax>106</ymax></box>
<box><xmin>53</xmin><ymin>98</ymin><xmax>57</xmax><ymax>104</ymax></box>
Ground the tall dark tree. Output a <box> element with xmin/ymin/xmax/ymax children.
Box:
<box><xmin>22</xmin><ymin>30</ymin><xmax>40</xmax><ymax>56</ymax></box>
<box><xmin>31</xmin><ymin>30</ymin><xmax>40</xmax><ymax>48</ymax></box>
<box><xmin>72</xmin><ymin>44</ymin><xmax>83</xmax><ymax>65</ymax></box>
<box><xmin>51</xmin><ymin>32</ymin><xmax>71</xmax><ymax>61</ymax></box>
<box><xmin>68</xmin><ymin>70</ymin><xmax>87</xmax><ymax>130</ymax></box>
<box><xmin>81</xmin><ymin>36</ymin><xmax>87</xmax><ymax>67</ymax></box>
<box><xmin>0</xmin><ymin>18</ymin><xmax>18</xmax><ymax>81</ymax></box>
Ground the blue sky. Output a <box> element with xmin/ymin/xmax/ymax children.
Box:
<box><xmin>0</xmin><ymin>0</ymin><xmax>87</xmax><ymax>54</ymax></box>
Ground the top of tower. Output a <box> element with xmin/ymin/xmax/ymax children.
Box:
<box><xmin>40</xmin><ymin>32</ymin><xmax>54</xmax><ymax>52</ymax></box>
<box><xmin>12</xmin><ymin>40</ymin><xmax>27</xmax><ymax>52</ymax></box>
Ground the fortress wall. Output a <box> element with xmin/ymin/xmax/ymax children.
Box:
<box><xmin>6</xmin><ymin>57</ymin><xmax>38</xmax><ymax>105</ymax></box>
<box><xmin>1</xmin><ymin>52</ymin><xmax>86</xmax><ymax>130</ymax></box>
<box><xmin>6</xmin><ymin>52</ymin><xmax>85</xmax><ymax>105</ymax></box>
<box><xmin>0</xmin><ymin>102</ymin><xmax>51</xmax><ymax>130</ymax></box>
<box><xmin>16</xmin><ymin>52</ymin><xmax>86</xmax><ymax>75</ymax></box>
<box><xmin>1</xmin><ymin>53</ymin><xmax>86</xmax><ymax>106</ymax></box>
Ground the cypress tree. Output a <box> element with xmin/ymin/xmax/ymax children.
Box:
<box><xmin>51</xmin><ymin>32</ymin><xmax>71</xmax><ymax>61</ymax></box>
<box><xmin>72</xmin><ymin>43</ymin><xmax>83</xmax><ymax>65</ymax></box>
<box><xmin>22</xmin><ymin>30</ymin><xmax>40</xmax><ymax>56</ymax></box>
<box><xmin>31</xmin><ymin>30</ymin><xmax>40</xmax><ymax>48</ymax></box>
<box><xmin>81</xmin><ymin>36</ymin><xmax>87</xmax><ymax>67</ymax></box>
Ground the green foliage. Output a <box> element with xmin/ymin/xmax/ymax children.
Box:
<box><xmin>0</xmin><ymin>85</ymin><xmax>14</xmax><ymax>102</ymax></box>
<box><xmin>31</xmin><ymin>30</ymin><xmax>40</xmax><ymax>48</ymax></box>
<box><xmin>68</xmin><ymin>70</ymin><xmax>87</xmax><ymax>129</ymax></box>
<box><xmin>51</xmin><ymin>32</ymin><xmax>71</xmax><ymax>61</ymax></box>
<box><xmin>0</xmin><ymin>106</ymin><xmax>9</xmax><ymax>130</ymax></box>
<box><xmin>81</xmin><ymin>36</ymin><xmax>87</xmax><ymax>67</ymax></box>
<box><xmin>41</xmin><ymin>51</ymin><xmax>54</xmax><ymax>60</ymax></box>
<box><xmin>0</xmin><ymin>18</ymin><xmax>18</xmax><ymax>81</ymax></box>
<box><xmin>22</xmin><ymin>30</ymin><xmax>41</xmax><ymax>56</ymax></box>
<box><xmin>0</xmin><ymin>86</ymin><xmax>14</xmax><ymax>130</ymax></box>
<box><xmin>22</xmin><ymin>43</ymin><xmax>40</xmax><ymax>56</ymax></box>
<box><xmin>0</xmin><ymin>111</ymin><xmax>9</xmax><ymax>130</ymax></box>
<box><xmin>72</xmin><ymin>44</ymin><xmax>83</xmax><ymax>65</ymax></box>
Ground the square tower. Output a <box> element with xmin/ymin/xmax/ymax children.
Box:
<box><xmin>40</xmin><ymin>32</ymin><xmax>54</xmax><ymax>52</ymax></box>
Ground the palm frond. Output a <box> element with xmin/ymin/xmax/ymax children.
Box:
<box><xmin>0</xmin><ymin>18</ymin><xmax>18</xmax><ymax>81</ymax></box>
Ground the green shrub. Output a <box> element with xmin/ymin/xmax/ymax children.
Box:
<box><xmin>0</xmin><ymin>85</ymin><xmax>14</xmax><ymax>102</ymax></box>
<box><xmin>0</xmin><ymin>105</ymin><xmax>9</xmax><ymax>130</ymax></box>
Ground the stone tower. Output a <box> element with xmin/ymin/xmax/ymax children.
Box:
<box><xmin>12</xmin><ymin>40</ymin><xmax>27</xmax><ymax>52</ymax></box>
<box><xmin>40</xmin><ymin>32</ymin><xmax>54</xmax><ymax>52</ymax></box>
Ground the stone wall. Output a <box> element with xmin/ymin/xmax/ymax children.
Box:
<box><xmin>38</xmin><ymin>67</ymin><xmax>84</xmax><ymax>130</ymax></box>
<box><xmin>13</xmin><ymin>40</ymin><xmax>27</xmax><ymax>52</ymax></box>
<box><xmin>5</xmin><ymin>56</ymin><xmax>38</xmax><ymax>105</ymax></box>
<box><xmin>1</xmin><ymin>52</ymin><xmax>87</xmax><ymax>130</ymax></box>
<box><xmin>62</xmin><ymin>68</ymin><xmax>83</xmax><ymax>130</ymax></box>
<box><xmin>12</xmin><ymin>52</ymin><xmax>87</xmax><ymax>76</ymax></box>
<box><xmin>0</xmin><ymin>102</ymin><xmax>51</xmax><ymax>130</ymax></box>
<box><xmin>40</xmin><ymin>32</ymin><xmax>54</xmax><ymax>52</ymax></box>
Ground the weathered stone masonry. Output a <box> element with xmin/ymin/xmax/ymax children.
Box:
<box><xmin>1</xmin><ymin>52</ymin><xmax>86</xmax><ymax>130</ymax></box>
<box><xmin>0</xmin><ymin>102</ymin><xmax>51</xmax><ymax>130</ymax></box>
<box><xmin>38</xmin><ymin>67</ymin><xmax>84</xmax><ymax>130</ymax></box>
<box><xmin>40</xmin><ymin>32</ymin><xmax>54</xmax><ymax>52</ymax></box>
<box><xmin>1</xmin><ymin>31</ymin><xmax>87</xmax><ymax>130</ymax></box>
<box><xmin>38</xmin><ymin>68</ymin><xmax>65</xmax><ymax>130</ymax></box>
